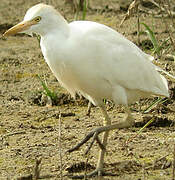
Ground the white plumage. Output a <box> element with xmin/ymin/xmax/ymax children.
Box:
<box><xmin>4</xmin><ymin>3</ymin><xmax>169</xmax><ymax>178</ymax></box>
<box><xmin>25</xmin><ymin>4</ymin><xmax>169</xmax><ymax>105</ymax></box>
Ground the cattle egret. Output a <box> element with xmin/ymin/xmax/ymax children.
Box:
<box><xmin>4</xmin><ymin>3</ymin><xmax>169</xmax><ymax>178</ymax></box>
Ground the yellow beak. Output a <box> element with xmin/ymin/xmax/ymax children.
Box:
<box><xmin>3</xmin><ymin>20</ymin><xmax>34</xmax><ymax>36</ymax></box>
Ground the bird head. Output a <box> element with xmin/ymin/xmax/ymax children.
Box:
<box><xmin>3</xmin><ymin>3</ymin><xmax>67</xmax><ymax>37</ymax></box>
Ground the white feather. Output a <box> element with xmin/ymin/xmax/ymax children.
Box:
<box><xmin>22</xmin><ymin>4</ymin><xmax>169</xmax><ymax>106</ymax></box>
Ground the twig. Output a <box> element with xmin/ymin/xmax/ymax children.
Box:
<box><xmin>33</xmin><ymin>157</ymin><xmax>42</xmax><ymax>180</ymax></box>
<box><xmin>119</xmin><ymin>0</ymin><xmax>140</xmax><ymax>27</ymax></box>
<box><xmin>148</xmin><ymin>0</ymin><xmax>162</xmax><ymax>10</ymax></box>
<box><xmin>137</xmin><ymin>3</ymin><xmax>140</xmax><ymax>45</ymax></box>
<box><xmin>153</xmin><ymin>154</ymin><xmax>169</xmax><ymax>166</ymax></box>
<box><xmin>173</xmin><ymin>144</ymin><xmax>175</xmax><ymax>180</ymax></box>
<box><xmin>59</xmin><ymin>113</ymin><xmax>63</xmax><ymax>180</ymax></box>
<box><xmin>1</xmin><ymin>131</ymin><xmax>26</xmax><ymax>138</ymax></box>
<box><xmin>84</xmin><ymin>154</ymin><xmax>89</xmax><ymax>180</ymax></box>
<box><xmin>86</xmin><ymin>101</ymin><xmax>92</xmax><ymax>116</ymax></box>
<box><xmin>38</xmin><ymin>111</ymin><xmax>75</xmax><ymax>122</ymax></box>
<box><xmin>17</xmin><ymin>174</ymin><xmax>32</xmax><ymax>180</ymax></box>
<box><xmin>143</xmin><ymin>162</ymin><xmax>146</xmax><ymax>180</ymax></box>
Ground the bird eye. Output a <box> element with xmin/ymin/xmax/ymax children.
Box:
<box><xmin>35</xmin><ymin>16</ymin><xmax>41</xmax><ymax>22</ymax></box>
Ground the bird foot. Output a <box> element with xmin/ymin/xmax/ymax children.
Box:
<box><xmin>68</xmin><ymin>118</ymin><xmax>134</xmax><ymax>154</ymax></box>
<box><xmin>67</xmin><ymin>126</ymin><xmax>106</xmax><ymax>154</ymax></box>
<box><xmin>68</xmin><ymin>168</ymin><xmax>116</xmax><ymax>179</ymax></box>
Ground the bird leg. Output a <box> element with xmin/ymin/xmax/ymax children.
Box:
<box><xmin>68</xmin><ymin>105</ymin><xmax>110</xmax><ymax>154</ymax></box>
<box><xmin>68</xmin><ymin>106</ymin><xmax>135</xmax><ymax>179</ymax></box>
<box><xmin>68</xmin><ymin>105</ymin><xmax>111</xmax><ymax>179</ymax></box>
<box><xmin>68</xmin><ymin>107</ymin><xmax>134</xmax><ymax>153</ymax></box>
<box><xmin>96</xmin><ymin>105</ymin><xmax>111</xmax><ymax>175</ymax></box>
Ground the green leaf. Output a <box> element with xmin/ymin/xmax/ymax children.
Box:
<box><xmin>37</xmin><ymin>75</ymin><xmax>57</xmax><ymax>101</ymax></box>
<box><xmin>141</xmin><ymin>22</ymin><xmax>160</xmax><ymax>55</ymax></box>
<box><xmin>82</xmin><ymin>0</ymin><xmax>87</xmax><ymax>20</ymax></box>
<box><xmin>143</xmin><ymin>97</ymin><xmax>167</xmax><ymax>113</ymax></box>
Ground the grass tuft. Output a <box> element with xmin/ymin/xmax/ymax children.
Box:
<box><xmin>37</xmin><ymin>75</ymin><xmax>58</xmax><ymax>103</ymax></box>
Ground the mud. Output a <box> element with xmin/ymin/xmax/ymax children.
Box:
<box><xmin>0</xmin><ymin>0</ymin><xmax>175</xmax><ymax>179</ymax></box>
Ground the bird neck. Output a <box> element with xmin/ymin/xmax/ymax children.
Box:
<box><xmin>40</xmin><ymin>25</ymin><xmax>69</xmax><ymax>45</ymax></box>
<box><xmin>40</xmin><ymin>25</ymin><xmax>69</xmax><ymax>64</ymax></box>
<box><xmin>39</xmin><ymin>14</ymin><xmax>70</xmax><ymax>38</ymax></box>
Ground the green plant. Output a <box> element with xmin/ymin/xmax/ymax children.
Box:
<box><xmin>141</xmin><ymin>22</ymin><xmax>170</xmax><ymax>57</ymax></box>
<box><xmin>74</xmin><ymin>0</ymin><xmax>87</xmax><ymax>20</ymax></box>
<box><xmin>143</xmin><ymin>97</ymin><xmax>168</xmax><ymax>114</ymax></box>
<box><xmin>82</xmin><ymin>0</ymin><xmax>87</xmax><ymax>20</ymax></box>
<box><xmin>37</xmin><ymin>75</ymin><xmax>58</xmax><ymax>102</ymax></box>
<box><xmin>141</xmin><ymin>22</ymin><xmax>159</xmax><ymax>54</ymax></box>
<box><xmin>126</xmin><ymin>116</ymin><xmax>155</xmax><ymax>144</ymax></box>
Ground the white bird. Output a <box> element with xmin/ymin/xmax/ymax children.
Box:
<box><xmin>4</xmin><ymin>3</ymin><xmax>169</xmax><ymax>178</ymax></box>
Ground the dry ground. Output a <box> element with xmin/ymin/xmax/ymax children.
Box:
<box><xmin>0</xmin><ymin>0</ymin><xmax>175</xmax><ymax>179</ymax></box>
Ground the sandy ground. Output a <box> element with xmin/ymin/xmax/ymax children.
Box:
<box><xmin>0</xmin><ymin>0</ymin><xmax>175</xmax><ymax>179</ymax></box>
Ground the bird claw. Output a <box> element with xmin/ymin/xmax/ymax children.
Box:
<box><xmin>67</xmin><ymin>127</ymin><xmax>106</xmax><ymax>154</ymax></box>
<box><xmin>68</xmin><ymin>117</ymin><xmax>135</xmax><ymax>154</ymax></box>
<box><xmin>85</xmin><ymin>132</ymin><xmax>105</xmax><ymax>155</ymax></box>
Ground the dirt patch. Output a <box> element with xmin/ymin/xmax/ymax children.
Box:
<box><xmin>0</xmin><ymin>0</ymin><xmax>175</xmax><ymax>180</ymax></box>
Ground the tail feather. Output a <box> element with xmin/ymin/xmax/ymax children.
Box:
<box><xmin>159</xmin><ymin>74</ymin><xmax>169</xmax><ymax>97</ymax></box>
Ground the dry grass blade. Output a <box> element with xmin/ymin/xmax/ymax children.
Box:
<box><xmin>119</xmin><ymin>0</ymin><xmax>140</xmax><ymax>27</ymax></box>
<box><xmin>155</xmin><ymin>65</ymin><xmax>175</xmax><ymax>82</ymax></box>
<box><xmin>126</xmin><ymin>117</ymin><xmax>155</xmax><ymax>145</ymax></box>
<box><xmin>143</xmin><ymin>97</ymin><xmax>163</xmax><ymax>114</ymax></box>
<box><xmin>33</xmin><ymin>157</ymin><xmax>42</xmax><ymax>180</ymax></box>
<box><xmin>59</xmin><ymin>113</ymin><xmax>63</xmax><ymax>180</ymax></box>
<box><xmin>173</xmin><ymin>144</ymin><xmax>175</xmax><ymax>180</ymax></box>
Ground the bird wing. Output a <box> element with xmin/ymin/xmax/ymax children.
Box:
<box><xmin>68</xmin><ymin>21</ymin><xmax>169</xmax><ymax>97</ymax></box>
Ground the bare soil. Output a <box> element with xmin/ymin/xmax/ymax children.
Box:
<box><xmin>0</xmin><ymin>0</ymin><xmax>175</xmax><ymax>179</ymax></box>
